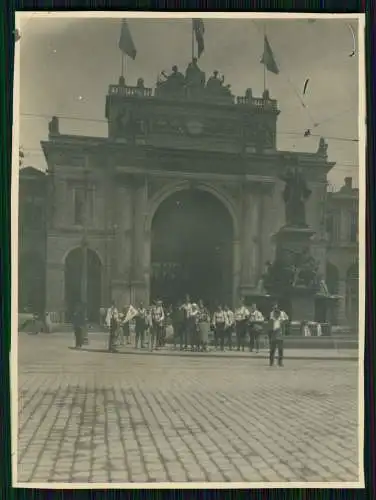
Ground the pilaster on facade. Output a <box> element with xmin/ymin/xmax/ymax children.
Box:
<box><xmin>45</xmin><ymin>261</ymin><xmax>64</xmax><ymax>314</ymax></box>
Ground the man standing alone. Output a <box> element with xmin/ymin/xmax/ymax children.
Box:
<box><xmin>268</xmin><ymin>303</ymin><xmax>289</xmax><ymax>366</ymax></box>
<box><xmin>72</xmin><ymin>302</ymin><xmax>86</xmax><ymax>349</ymax></box>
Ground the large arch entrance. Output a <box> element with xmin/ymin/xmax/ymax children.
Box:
<box><xmin>18</xmin><ymin>251</ymin><xmax>46</xmax><ymax>314</ymax></box>
<box><xmin>150</xmin><ymin>189</ymin><xmax>233</xmax><ymax>308</ymax></box>
<box><xmin>64</xmin><ymin>247</ymin><xmax>102</xmax><ymax>323</ymax></box>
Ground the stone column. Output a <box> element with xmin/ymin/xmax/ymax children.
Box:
<box><xmin>336</xmin><ymin>278</ymin><xmax>348</xmax><ymax>325</ymax></box>
<box><xmin>132</xmin><ymin>177</ymin><xmax>148</xmax><ymax>304</ymax></box>
<box><xmin>55</xmin><ymin>179</ymin><xmax>69</xmax><ymax>227</ymax></box>
<box><xmin>115</xmin><ymin>184</ymin><xmax>133</xmax><ymax>279</ymax></box>
<box><xmin>259</xmin><ymin>186</ymin><xmax>277</xmax><ymax>277</ymax></box>
<box><xmin>240</xmin><ymin>184</ymin><xmax>263</xmax><ymax>287</ymax></box>
<box><xmin>45</xmin><ymin>261</ymin><xmax>65</xmax><ymax>317</ymax></box>
<box><xmin>232</xmin><ymin>239</ymin><xmax>241</xmax><ymax>307</ymax></box>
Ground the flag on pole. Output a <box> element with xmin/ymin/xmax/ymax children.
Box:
<box><xmin>192</xmin><ymin>18</ymin><xmax>205</xmax><ymax>58</ymax></box>
<box><xmin>260</xmin><ymin>35</ymin><xmax>279</xmax><ymax>74</ymax></box>
<box><xmin>119</xmin><ymin>19</ymin><xmax>137</xmax><ymax>60</ymax></box>
<box><xmin>124</xmin><ymin>305</ymin><xmax>138</xmax><ymax>323</ymax></box>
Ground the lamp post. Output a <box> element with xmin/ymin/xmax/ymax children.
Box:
<box><xmin>110</xmin><ymin>223</ymin><xmax>118</xmax><ymax>302</ymax></box>
<box><xmin>81</xmin><ymin>167</ymin><xmax>90</xmax><ymax>344</ymax></box>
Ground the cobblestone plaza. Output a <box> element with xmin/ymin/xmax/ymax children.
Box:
<box><xmin>16</xmin><ymin>334</ymin><xmax>360</xmax><ymax>485</ymax></box>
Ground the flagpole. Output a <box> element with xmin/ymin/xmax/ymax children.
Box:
<box><xmin>263</xmin><ymin>23</ymin><xmax>267</xmax><ymax>93</ymax></box>
<box><xmin>191</xmin><ymin>23</ymin><xmax>195</xmax><ymax>60</ymax></box>
<box><xmin>121</xmin><ymin>53</ymin><xmax>125</xmax><ymax>78</ymax></box>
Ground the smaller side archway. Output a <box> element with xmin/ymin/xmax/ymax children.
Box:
<box><xmin>64</xmin><ymin>247</ymin><xmax>102</xmax><ymax>323</ymax></box>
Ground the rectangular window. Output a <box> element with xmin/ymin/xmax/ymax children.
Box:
<box><xmin>350</xmin><ymin>210</ymin><xmax>358</xmax><ymax>243</ymax></box>
<box><xmin>73</xmin><ymin>186</ymin><xmax>95</xmax><ymax>226</ymax></box>
<box><xmin>326</xmin><ymin>211</ymin><xmax>340</xmax><ymax>242</ymax></box>
<box><xmin>73</xmin><ymin>187</ymin><xmax>85</xmax><ymax>225</ymax></box>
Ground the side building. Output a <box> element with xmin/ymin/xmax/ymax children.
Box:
<box><xmin>325</xmin><ymin>177</ymin><xmax>359</xmax><ymax>327</ymax></box>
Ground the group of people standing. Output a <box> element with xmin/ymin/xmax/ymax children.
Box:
<box><xmin>99</xmin><ymin>295</ymin><xmax>289</xmax><ymax>366</ymax></box>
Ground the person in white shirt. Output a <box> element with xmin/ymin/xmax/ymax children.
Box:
<box><xmin>190</xmin><ymin>302</ymin><xmax>200</xmax><ymax>351</ymax></box>
<box><xmin>106</xmin><ymin>301</ymin><xmax>119</xmax><ymax>353</ymax></box>
<box><xmin>249</xmin><ymin>303</ymin><xmax>265</xmax><ymax>353</ymax></box>
<box><xmin>212</xmin><ymin>304</ymin><xmax>227</xmax><ymax>351</ymax></box>
<box><xmin>180</xmin><ymin>294</ymin><xmax>193</xmax><ymax>350</ymax></box>
<box><xmin>224</xmin><ymin>305</ymin><xmax>235</xmax><ymax>350</ymax></box>
<box><xmin>234</xmin><ymin>298</ymin><xmax>250</xmax><ymax>351</ymax></box>
<box><xmin>268</xmin><ymin>303</ymin><xmax>289</xmax><ymax>366</ymax></box>
<box><xmin>151</xmin><ymin>300</ymin><xmax>165</xmax><ymax>350</ymax></box>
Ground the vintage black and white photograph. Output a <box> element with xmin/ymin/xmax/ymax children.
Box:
<box><xmin>13</xmin><ymin>12</ymin><xmax>364</xmax><ymax>487</ymax></box>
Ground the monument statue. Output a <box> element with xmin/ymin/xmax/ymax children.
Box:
<box><xmin>317</xmin><ymin>136</ymin><xmax>328</xmax><ymax>157</ymax></box>
<box><xmin>206</xmin><ymin>70</ymin><xmax>224</xmax><ymax>92</ymax></box>
<box><xmin>48</xmin><ymin>116</ymin><xmax>60</xmax><ymax>136</ymax></box>
<box><xmin>245</xmin><ymin>88</ymin><xmax>253</xmax><ymax>101</ymax></box>
<box><xmin>185</xmin><ymin>58</ymin><xmax>205</xmax><ymax>88</ymax></box>
<box><xmin>281</xmin><ymin>167</ymin><xmax>312</xmax><ymax>227</ymax></box>
<box><xmin>156</xmin><ymin>65</ymin><xmax>185</xmax><ymax>97</ymax></box>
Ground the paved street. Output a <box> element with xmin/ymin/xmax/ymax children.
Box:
<box><xmin>17</xmin><ymin>333</ymin><xmax>360</xmax><ymax>485</ymax></box>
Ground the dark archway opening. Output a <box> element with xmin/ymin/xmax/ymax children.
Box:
<box><xmin>151</xmin><ymin>189</ymin><xmax>233</xmax><ymax>309</ymax></box>
<box><xmin>18</xmin><ymin>252</ymin><xmax>46</xmax><ymax>314</ymax></box>
<box><xmin>64</xmin><ymin>248</ymin><xmax>102</xmax><ymax>323</ymax></box>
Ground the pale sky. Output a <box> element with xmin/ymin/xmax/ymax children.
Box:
<box><xmin>17</xmin><ymin>14</ymin><xmax>362</xmax><ymax>188</ymax></box>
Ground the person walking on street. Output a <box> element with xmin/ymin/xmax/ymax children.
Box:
<box><xmin>106</xmin><ymin>301</ymin><xmax>119</xmax><ymax>353</ymax></box>
<box><xmin>268</xmin><ymin>303</ymin><xmax>289</xmax><ymax>366</ymax></box>
<box><xmin>72</xmin><ymin>302</ymin><xmax>86</xmax><ymax>348</ymax></box>
<box><xmin>234</xmin><ymin>298</ymin><xmax>250</xmax><ymax>351</ymax></box>
<box><xmin>224</xmin><ymin>305</ymin><xmax>235</xmax><ymax>350</ymax></box>
<box><xmin>249</xmin><ymin>303</ymin><xmax>265</xmax><ymax>353</ymax></box>
<box><xmin>212</xmin><ymin>304</ymin><xmax>226</xmax><ymax>351</ymax></box>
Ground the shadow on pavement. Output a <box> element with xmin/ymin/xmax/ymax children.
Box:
<box><xmin>67</xmin><ymin>346</ymin><xmax>357</xmax><ymax>361</ymax></box>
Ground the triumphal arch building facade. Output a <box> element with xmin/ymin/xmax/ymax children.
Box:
<box><xmin>41</xmin><ymin>64</ymin><xmax>333</xmax><ymax>321</ymax></box>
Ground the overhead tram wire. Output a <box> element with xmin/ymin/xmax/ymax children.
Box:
<box><xmin>20</xmin><ymin>112</ymin><xmax>359</xmax><ymax>144</ymax></box>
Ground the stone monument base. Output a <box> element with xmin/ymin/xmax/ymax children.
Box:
<box><xmin>288</xmin><ymin>288</ymin><xmax>316</xmax><ymax>323</ymax></box>
<box><xmin>272</xmin><ymin>225</ymin><xmax>315</xmax><ymax>260</ymax></box>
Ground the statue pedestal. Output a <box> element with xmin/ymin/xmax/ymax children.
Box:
<box><xmin>289</xmin><ymin>288</ymin><xmax>316</xmax><ymax>322</ymax></box>
<box><xmin>265</xmin><ymin>225</ymin><xmax>319</xmax><ymax>323</ymax></box>
<box><xmin>272</xmin><ymin>225</ymin><xmax>315</xmax><ymax>258</ymax></box>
